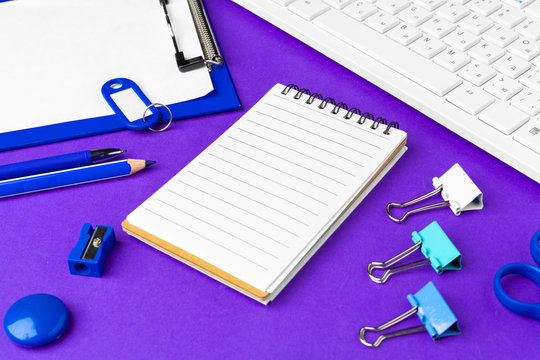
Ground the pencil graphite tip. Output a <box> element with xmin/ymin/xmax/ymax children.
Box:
<box><xmin>145</xmin><ymin>160</ymin><xmax>157</xmax><ymax>167</ymax></box>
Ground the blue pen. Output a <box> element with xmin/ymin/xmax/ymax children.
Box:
<box><xmin>0</xmin><ymin>159</ymin><xmax>155</xmax><ymax>199</ymax></box>
<box><xmin>0</xmin><ymin>148</ymin><xmax>126</xmax><ymax>181</ymax></box>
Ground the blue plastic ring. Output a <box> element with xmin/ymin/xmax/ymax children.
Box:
<box><xmin>531</xmin><ymin>230</ymin><xmax>540</xmax><ymax>266</ymax></box>
<box><xmin>493</xmin><ymin>262</ymin><xmax>540</xmax><ymax>321</ymax></box>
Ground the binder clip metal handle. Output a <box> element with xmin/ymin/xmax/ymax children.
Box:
<box><xmin>386</xmin><ymin>185</ymin><xmax>450</xmax><ymax>223</ymax></box>
<box><xmin>360</xmin><ymin>282</ymin><xmax>461</xmax><ymax>348</ymax></box>
<box><xmin>367</xmin><ymin>221</ymin><xmax>462</xmax><ymax>283</ymax></box>
<box><xmin>367</xmin><ymin>241</ymin><xmax>431</xmax><ymax>283</ymax></box>
<box><xmin>386</xmin><ymin>164</ymin><xmax>483</xmax><ymax>223</ymax></box>
<box><xmin>359</xmin><ymin>306</ymin><xmax>425</xmax><ymax>348</ymax></box>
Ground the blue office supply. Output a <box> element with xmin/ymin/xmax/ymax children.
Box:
<box><xmin>367</xmin><ymin>221</ymin><xmax>461</xmax><ymax>283</ymax></box>
<box><xmin>0</xmin><ymin>159</ymin><xmax>154</xmax><ymax>199</ymax></box>
<box><xmin>68</xmin><ymin>224</ymin><xmax>116</xmax><ymax>277</ymax></box>
<box><xmin>359</xmin><ymin>282</ymin><xmax>460</xmax><ymax>347</ymax></box>
<box><xmin>494</xmin><ymin>230</ymin><xmax>540</xmax><ymax>321</ymax></box>
<box><xmin>102</xmin><ymin>78</ymin><xmax>161</xmax><ymax>131</ymax></box>
<box><xmin>0</xmin><ymin>0</ymin><xmax>241</xmax><ymax>152</ymax></box>
<box><xmin>3</xmin><ymin>294</ymin><xmax>69</xmax><ymax>347</ymax></box>
<box><xmin>407</xmin><ymin>282</ymin><xmax>461</xmax><ymax>340</ymax></box>
<box><xmin>0</xmin><ymin>148</ymin><xmax>125</xmax><ymax>181</ymax></box>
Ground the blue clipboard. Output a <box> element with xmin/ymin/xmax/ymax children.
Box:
<box><xmin>0</xmin><ymin>0</ymin><xmax>241</xmax><ymax>152</ymax></box>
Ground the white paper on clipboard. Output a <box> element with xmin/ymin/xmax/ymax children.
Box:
<box><xmin>0</xmin><ymin>0</ymin><xmax>214</xmax><ymax>133</ymax></box>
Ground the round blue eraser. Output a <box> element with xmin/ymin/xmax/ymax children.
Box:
<box><xmin>3</xmin><ymin>294</ymin><xmax>69</xmax><ymax>347</ymax></box>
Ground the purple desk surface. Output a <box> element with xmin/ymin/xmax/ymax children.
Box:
<box><xmin>1</xmin><ymin>0</ymin><xmax>539</xmax><ymax>358</ymax></box>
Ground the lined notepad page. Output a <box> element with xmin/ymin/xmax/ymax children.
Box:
<box><xmin>126</xmin><ymin>84</ymin><xmax>407</xmax><ymax>292</ymax></box>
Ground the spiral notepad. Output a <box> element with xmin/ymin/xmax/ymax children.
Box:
<box><xmin>122</xmin><ymin>83</ymin><xmax>408</xmax><ymax>304</ymax></box>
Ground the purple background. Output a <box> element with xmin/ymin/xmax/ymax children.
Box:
<box><xmin>1</xmin><ymin>0</ymin><xmax>539</xmax><ymax>358</ymax></box>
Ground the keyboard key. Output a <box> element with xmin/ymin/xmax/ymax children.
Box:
<box><xmin>511</xmin><ymin>89</ymin><xmax>540</xmax><ymax>114</ymax></box>
<box><xmin>520</xmin><ymin>67</ymin><xmax>540</xmax><ymax>91</ymax></box>
<box><xmin>414</xmin><ymin>0</ymin><xmax>447</xmax><ymax>11</ymax></box>
<box><xmin>444</xmin><ymin>27</ymin><xmax>481</xmax><ymax>50</ymax></box>
<box><xmin>515</xmin><ymin>19</ymin><xmax>540</xmax><ymax>40</ymax></box>
<box><xmin>376</xmin><ymin>0</ymin><xmax>411</xmax><ymax>14</ymax></box>
<box><xmin>456</xmin><ymin>0</ymin><xmax>472</xmax><ymax>4</ymax></box>
<box><xmin>387</xmin><ymin>23</ymin><xmax>424</xmax><ymax>44</ymax></box>
<box><xmin>507</xmin><ymin>36</ymin><xmax>540</xmax><ymax>60</ymax></box>
<box><xmin>460</xmin><ymin>14</ymin><xmax>494</xmax><ymax>34</ymax></box>
<box><xmin>484</xmin><ymin>74</ymin><xmax>524</xmax><ymax>99</ymax></box>
<box><xmin>410</xmin><ymin>35</ymin><xmax>448</xmax><ymax>57</ymax></box>
<box><xmin>289</xmin><ymin>0</ymin><xmax>330</xmax><ymax>20</ymax></box>
<box><xmin>502</xmin><ymin>0</ymin><xmax>535</xmax><ymax>9</ymax></box>
<box><xmin>490</xmin><ymin>6</ymin><xmax>527</xmax><ymax>28</ymax></box>
<box><xmin>365</xmin><ymin>11</ymin><xmax>400</xmax><ymax>32</ymax></box>
<box><xmin>434</xmin><ymin>47</ymin><xmax>471</xmax><ymax>71</ymax></box>
<box><xmin>446</xmin><ymin>81</ymin><xmax>495</xmax><ymax>114</ymax></box>
<box><xmin>479</xmin><ymin>101</ymin><xmax>529</xmax><ymax>134</ymax></box>
<box><xmin>468</xmin><ymin>41</ymin><xmax>505</xmax><ymax>64</ymax></box>
<box><xmin>420</xmin><ymin>16</ymin><xmax>457</xmax><ymax>38</ymax></box>
<box><xmin>273</xmin><ymin>0</ymin><xmax>297</xmax><ymax>5</ymax></box>
<box><xmin>344</xmin><ymin>1</ymin><xmax>378</xmax><ymax>20</ymax></box>
<box><xmin>493</xmin><ymin>53</ymin><xmax>531</xmax><ymax>77</ymax></box>
<box><xmin>436</xmin><ymin>3</ymin><xmax>470</xmax><ymax>22</ymax></box>
<box><xmin>458</xmin><ymin>60</ymin><xmax>497</xmax><ymax>85</ymax></box>
<box><xmin>513</xmin><ymin>119</ymin><xmax>540</xmax><ymax>154</ymax></box>
<box><xmin>314</xmin><ymin>9</ymin><xmax>463</xmax><ymax>95</ymax></box>
<box><xmin>482</xmin><ymin>25</ymin><xmax>519</xmax><ymax>47</ymax></box>
<box><xmin>525</xmin><ymin>1</ymin><xmax>540</xmax><ymax>17</ymax></box>
<box><xmin>467</xmin><ymin>0</ymin><xmax>502</xmax><ymax>15</ymax></box>
<box><xmin>323</xmin><ymin>0</ymin><xmax>357</xmax><ymax>9</ymax></box>
<box><xmin>398</xmin><ymin>5</ymin><xmax>434</xmax><ymax>25</ymax></box>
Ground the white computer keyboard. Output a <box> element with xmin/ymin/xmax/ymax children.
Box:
<box><xmin>231</xmin><ymin>0</ymin><xmax>540</xmax><ymax>183</ymax></box>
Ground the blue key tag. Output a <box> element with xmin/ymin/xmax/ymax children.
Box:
<box><xmin>101</xmin><ymin>78</ymin><xmax>160</xmax><ymax>130</ymax></box>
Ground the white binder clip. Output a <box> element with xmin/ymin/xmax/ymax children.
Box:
<box><xmin>386</xmin><ymin>164</ymin><xmax>483</xmax><ymax>223</ymax></box>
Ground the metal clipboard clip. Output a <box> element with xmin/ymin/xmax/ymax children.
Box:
<box><xmin>386</xmin><ymin>164</ymin><xmax>484</xmax><ymax>223</ymax></box>
<box><xmin>367</xmin><ymin>221</ymin><xmax>462</xmax><ymax>283</ymax></box>
<box><xmin>160</xmin><ymin>0</ymin><xmax>223</xmax><ymax>72</ymax></box>
<box><xmin>359</xmin><ymin>282</ymin><xmax>461</xmax><ymax>348</ymax></box>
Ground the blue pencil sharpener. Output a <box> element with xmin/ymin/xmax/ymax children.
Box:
<box><xmin>67</xmin><ymin>223</ymin><xmax>116</xmax><ymax>277</ymax></box>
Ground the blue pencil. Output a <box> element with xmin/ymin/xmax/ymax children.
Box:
<box><xmin>0</xmin><ymin>148</ymin><xmax>126</xmax><ymax>181</ymax></box>
<box><xmin>0</xmin><ymin>159</ymin><xmax>155</xmax><ymax>199</ymax></box>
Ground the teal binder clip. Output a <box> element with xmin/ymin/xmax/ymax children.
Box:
<box><xmin>367</xmin><ymin>221</ymin><xmax>462</xmax><ymax>283</ymax></box>
<box><xmin>359</xmin><ymin>281</ymin><xmax>461</xmax><ymax>348</ymax></box>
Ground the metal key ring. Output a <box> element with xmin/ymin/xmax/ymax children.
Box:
<box><xmin>142</xmin><ymin>103</ymin><xmax>173</xmax><ymax>132</ymax></box>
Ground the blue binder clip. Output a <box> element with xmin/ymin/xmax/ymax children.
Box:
<box><xmin>367</xmin><ymin>221</ymin><xmax>461</xmax><ymax>283</ymax></box>
<box><xmin>67</xmin><ymin>224</ymin><xmax>116</xmax><ymax>277</ymax></box>
<box><xmin>360</xmin><ymin>282</ymin><xmax>461</xmax><ymax>347</ymax></box>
